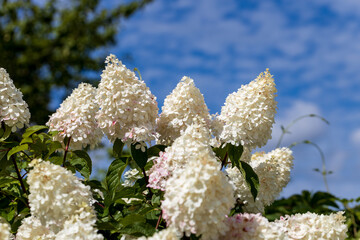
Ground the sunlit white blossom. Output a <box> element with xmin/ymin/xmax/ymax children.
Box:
<box><xmin>162</xmin><ymin>150</ymin><xmax>235</xmax><ymax>239</ymax></box>
<box><xmin>147</xmin><ymin>124</ymin><xmax>217</xmax><ymax>191</ymax></box>
<box><xmin>275</xmin><ymin>211</ymin><xmax>347</xmax><ymax>240</ymax></box>
<box><xmin>157</xmin><ymin>76</ymin><xmax>211</xmax><ymax>145</ymax></box>
<box><xmin>222</xmin><ymin>213</ymin><xmax>285</xmax><ymax>240</ymax></box>
<box><xmin>96</xmin><ymin>54</ymin><xmax>158</xmax><ymax>143</ymax></box>
<box><xmin>16</xmin><ymin>216</ymin><xmax>55</xmax><ymax>240</ymax></box>
<box><xmin>218</xmin><ymin>69</ymin><xmax>277</xmax><ymax>149</ymax></box>
<box><xmin>0</xmin><ymin>68</ymin><xmax>30</xmax><ymax>132</ymax></box>
<box><xmin>226</xmin><ymin>148</ymin><xmax>294</xmax><ymax>213</ymax></box>
<box><xmin>137</xmin><ymin>227</ymin><xmax>179</xmax><ymax>240</ymax></box>
<box><xmin>23</xmin><ymin>160</ymin><xmax>103</xmax><ymax>239</ymax></box>
<box><xmin>0</xmin><ymin>217</ymin><xmax>12</xmax><ymax>240</ymax></box>
<box><xmin>47</xmin><ymin>83</ymin><xmax>103</xmax><ymax>150</ymax></box>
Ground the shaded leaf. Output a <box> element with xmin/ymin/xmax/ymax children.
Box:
<box><xmin>73</xmin><ymin>150</ymin><xmax>92</xmax><ymax>176</ymax></box>
<box><xmin>147</xmin><ymin>144</ymin><xmax>167</xmax><ymax>157</ymax></box>
<box><xmin>113</xmin><ymin>138</ymin><xmax>125</xmax><ymax>158</ymax></box>
<box><xmin>237</xmin><ymin>161</ymin><xmax>259</xmax><ymax>201</ymax></box>
<box><xmin>0</xmin><ymin>125</ymin><xmax>12</xmax><ymax>141</ymax></box>
<box><xmin>131</xmin><ymin>142</ymin><xmax>148</xmax><ymax>169</ymax></box>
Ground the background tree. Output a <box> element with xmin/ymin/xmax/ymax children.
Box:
<box><xmin>0</xmin><ymin>0</ymin><xmax>153</xmax><ymax>124</ymax></box>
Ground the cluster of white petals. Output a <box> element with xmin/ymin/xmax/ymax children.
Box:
<box><xmin>96</xmin><ymin>54</ymin><xmax>158</xmax><ymax>143</ymax></box>
<box><xmin>157</xmin><ymin>76</ymin><xmax>211</xmax><ymax>145</ymax></box>
<box><xmin>162</xmin><ymin>150</ymin><xmax>235</xmax><ymax>239</ymax></box>
<box><xmin>217</xmin><ymin>69</ymin><xmax>277</xmax><ymax>149</ymax></box>
<box><xmin>222</xmin><ymin>213</ymin><xmax>285</xmax><ymax>240</ymax></box>
<box><xmin>122</xmin><ymin>168</ymin><xmax>142</xmax><ymax>187</ymax></box>
<box><xmin>227</xmin><ymin>148</ymin><xmax>294</xmax><ymax>213</ymax></box>
<box><xmin>0</xmin><ymin>217</ymin><xmax>12</xmax><ymax>240</ymax></box>
<box><xmin>16</xmin><ymin>216</ymin><xmax>55</xmax><ymax>240</ymax></box>
<box><xmin>137</xmin><ymin>227</ymin><xmax>179</xmax><ymax>240</ymax></box>
<box><xmin>147</xmin><ymin>124</ymin><xmax>216</xmax><ymax>191</ymax></box>
<box><xmin>0</xmin><ymin>68</ymin><xmax>30</xmax><ymax>132</ymax></box>
<box><xmin>47</xmin><ymin>83</ymin><xmax>103</xmax><ymax>150</ymax></box>
<box><xmin>16</xmin><ymin>160</ymin><xmax>103</xmax><ymax>239</ymax></box>
<box><xmin>275</xmin><ymin>211</ymin><xmax>348</xmax><ymax>240</ymax></box>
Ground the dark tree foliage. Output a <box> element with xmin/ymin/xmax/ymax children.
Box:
<box><xmin>0</xmin><ymin>0</ymin><xmax>152</xmax><ymax>124</ymax></box>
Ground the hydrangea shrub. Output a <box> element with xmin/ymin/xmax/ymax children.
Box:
<box><xmin>0</xmin><ymin>56</ymin><xmax>351</xmax><ymax>240</ymax></box>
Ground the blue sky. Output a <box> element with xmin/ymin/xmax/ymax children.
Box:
<box><xmin>96</xmin><ymin>0</ymin><xmax>360</xmax><ymax>199</ymax></box>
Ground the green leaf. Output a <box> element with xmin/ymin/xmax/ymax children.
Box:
<box><xmin>7</xmin><ymin>144</ymin><xmax>28</xmax><ymax>160</ymax></box>
<box><xmin>227</xmin><ymin>144</ymin><xmax>243</xmax><ymax>169</ymax></box>
<box><xmin>237</xmin><ymin>161</ymin><xmax>259</xmax><ymax>201</ymax></box>
<box><xmin>73</xmin><ymin>150</ymin><xmax>92</xmax><ymax>176</ymax></box>
<box><xmin>212</xmin><ymin>143</ymin><xmax>228</xmax><ymax>160</ymax></box>
<box><xmin>50</xmin><ymin>156</ymin><xmax>63</xmax><ymax>165</ymax></box>
<box><xmin>70</xmin><ymin>157</ymin><xmax>91</xmax><ymax>179</ymax></box>
<box><xmin>20</xmin><ymin>137</ymin><xmax>33</xmax><ymax>145</ymax></box>
<box><xmin>113</xmin><ymin>138</ymin><xmax>124</xmax><ymax>158</ymax></box>
<box><xmin>106</xmin><ymin>157</ymin><xmax>128</xmax><ymax>200</ymax></box>
<box><xmin>147</xmin><ymin>144</ymin><xmax>167</xmax><ymax>157</ymax></box>
<box><xmin>22</xmin><ymin>125</ymin><xmax>48</xmax><ymax>138</ymax></box>
<box><xmin>131</xmin><ymin>142</ymin><xmax>148</xmax><ymax>169</ymax></box>
<box><xmin>96</xmin><ymin>222</ymin><xmax>116</xmax><ymax>231</ymax></box>
<box><xmin>46</xmin><ymin>141</ymin><xmax>62</xmax><ymax>158</ymax></box>
<box><xmin>120</xmin><ymin>214</ymin><xmax>146</xmax><ymax>227</ymax></box>
<box><xmin>0</xmin><ymin>125</ymin><xmax>12</xmax><ymax>141</ymax></box>
<box><xmin>0</xmin><ymin>177</ymin><xmax>19</xmax><ymax>188</ymax></box>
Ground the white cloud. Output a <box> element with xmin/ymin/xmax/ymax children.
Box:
<box><xmin>350</xmin><ymin>128</ymin><xmax>360</xmax><ymax>146</ymax></box>
<box><xmin>266</xmin><ymin>100</ymin><xmax>328</xmax><ymax>148</ymax></box>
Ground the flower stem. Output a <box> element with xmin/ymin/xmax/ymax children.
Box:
<box><xmin>220</xmin><ymin>152</ymin><xmax>228</xmax><ymax>170</ymax></box>
<box><xmin>11</xmin><ymin>155</ymin><xmax>27</xmax><ymax>195</ymax></box>
<box><xmin>155</xmin><ymin>211</ymin><xmax>163</xmax><ymax>229</ymax></box>
<box><xmin>62</xmin><ymin>136</ymin><xmax>71</xmax><ymax>167</ymax></box>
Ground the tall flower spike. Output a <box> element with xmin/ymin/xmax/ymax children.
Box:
<box><xmin>218</xmin><ymin>69</ymin><xmax>277</xmax><ymax>149</ymax></box>
<box><xmin>226</xmin><ymin>147</ymin><xmax>294</xmax><ymax>213</ymax></box>
<box><xmin>0</xmin><ymin>68</ymin><xmax>30</xmax><ymax>132</ymax></box>
<box><xmin>19</xmin><ymin>160</ymin><xmax>103</xmax><ymax>239</ymax></box>
<box><xmin>47</xmin><ymin>83</ymin><xmax>103</xmax><ymax>150</ymax></box>
<box><xmin>96</xmin><ymin>54</ymin><xmax>158</xmax><ymax>143</ymax></box>
<box><xmin>157</xmin><ymin>76</ymin><xmax>211</xmax><ymax>145</ymax></box>
<box><xmin>161</xmin><ymin>149</ymin><xmax>235</xmax><ymax>239</ymax></box>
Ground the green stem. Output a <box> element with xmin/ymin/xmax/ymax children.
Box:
<box><xmin>289</xmin><ymin>140</ymin><xmax>330</xmax><ymax>192</ymax></box>
<box><xmin>276</xmin><ymin>114</ymin><xmax>329</xmax><ymax>148</ymax></box>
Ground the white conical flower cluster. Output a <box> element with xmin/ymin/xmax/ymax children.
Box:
<box><xmin>157</xmin><ymin>76</ymin><xmax>211</xmax><ymax>145</ymax></box>
<box><xmin>0</xmin><ymin>68</ymin><xmax>30</xmax><ymax>132</ymax></box>
<box><xmin>217</xmin><ymin>69</ymin><xmax>277</xmax><ymax>149</ymax></box>
<box><xmin>162</xmin><ymin>132</ymin><xmax>235</xmax><ymax>239</ymax></box>
<box><xmin>137</xmin><ymin>227</ymin><xmax>179</xmax><ymax>240</ymax></box>
<box><xmin>0</xmin><ymin>217</ymin><xmax>12</xmax><ymax>240</ymax></box>
<box><xmin>222</xmin><ymin>213</ymin><xmax>285</xmax><ymax>240</ymax></box>
<box><xmin>226</xmin><ymin>148</ymin><xmax>294</xmax><ymax>213</ymax></box>
<box><xmin>47</xmin><ymin>83</ymin><xmax>103</xmax><ymax>150</ymax></box>
<box><xmin>16</xmin><ymin>160</ymin><xmax>103</xmax><ymax>239</ymax></box>
<box><xmin>275</xmin><ymin>211</ymin><xmax>347</xmax><ymax>240</ymax></box>
<box><xmin>96</xmin><ymin>54</ymin><xmax>158</xmax><ymax>143</ymax></box>
<box><xmin>147</xmin><ymin>124</ymin><xmax>216</xmax><ymax>191</ymax></box>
